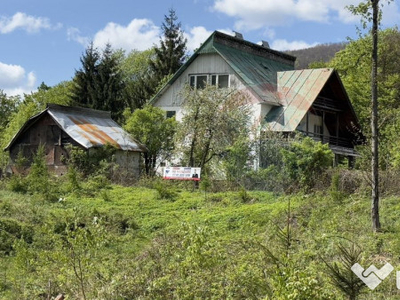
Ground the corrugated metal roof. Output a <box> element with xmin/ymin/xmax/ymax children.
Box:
<box><xmin>5</xmin><ymin>104</ymin><xmax>146</xmax><ymax>152</ymax></box>
<box><xmin>265</xmin><ymin>68</ymin><xmax>334</xmax><ymax>131</ymax></box>
<box><xmin>150</xmin><ymin>30</ymin><xmax>296</xmax><ymax>105</ymax></box>
<box><xmin>213</xmin><ymin>42</ymin><xmax>293</xmax><ymax>104</ymax></box>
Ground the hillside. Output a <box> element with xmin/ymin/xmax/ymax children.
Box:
<box><xmin>0</xmin><ymin>179</ymin><xmax>399</xmax><ymax>299</ymax></box>
<box><xmin>286</xmin><ymin>42</ymin><xmax>347</xmax><ymax>69</ymax></box>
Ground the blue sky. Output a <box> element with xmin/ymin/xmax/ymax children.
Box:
<box><xmin>1</xmin><ymin>0</ymin><xmax>399</xmax><ymax>96</ymax></box>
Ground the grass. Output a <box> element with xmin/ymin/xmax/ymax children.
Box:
<box><xmin>1</xmin><ymin>181</ymin><xmax>400</xmax><ymax>299</ymax></box>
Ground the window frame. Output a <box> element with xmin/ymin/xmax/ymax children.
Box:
<box><xmin>189</xmin><ymin>74</ymin><xmax>230</xmax><ymax>89</ymax></box>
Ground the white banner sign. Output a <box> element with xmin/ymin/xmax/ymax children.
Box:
<box><xmin>163</xmin><ymin>167</ymin><xmax>201</xmax><ymax>181</ymax></box>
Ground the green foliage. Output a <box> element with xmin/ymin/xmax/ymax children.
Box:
<box><xmin>27</xmin><ymin>145</ymin><xmax>58</xmax><ymax>202</ymax></box>
<box><xmin>65</xmin><ymin>165</ymin><xmax>82</xmax><ymax>193</ymax></box>
<box><xmin>6</xmin><ymin>175</ymin><xmax>28</xmax><ymax>194</ymax></box>
<box><xmin>237</xmin><ymin>186</ymin><xmax>253</xmax><ymax>203</ymax></box>
<box><xmin>0</xmin><ymin>218</ymin><xmax>33</xmax><ymax>255</ymax></box>
<box><xmin>330</xmin><ymin>27</ymin><xmax>400</xmax><ymax>168</ymax></box>
<box><xmin>66</xmin><ymin>144</ymin><xmax>116</xmax><ymax>178</ymax></box>
<box><xmin>124</xmin><ymin>105</ymin><xmax>176</xmax><ymax>175</ymax></box>
<box><xmin>281</xmin><ymin>137</ymin><xmax>333</xmax><ymax>191</ymax></box>
<box><xmin>71</xmin><ymin>43</ymin><xmax>125</xmax><ymax>122</ymax></box>
<box><xmin>176</xmin><ymin>84</ymin><xmax>251</xmax><ymax>171</ymax></box>
<box><xmin>121</xmin><ymin>48</ymin><xmax>157</xmax><ymax>110</ymax></box>
<box><xmin>149</xmin><ymin>9</ymin><xmax>187</xmax><ymax>80</ymax></box>
<box><xmin>323</xmin><ymin>244</ymin><xmax>365</xmax><ymax>300</ymax></box>
<box><xmin>3</xmin><ymin>173</ymin><xmax>400</xmax><ymax>298</ymax></box>
<box><xmin>0</xmin><ymin>90</ymin><xmax>19</xmax><ymax>132</ymax></box>
<box><xmin>153</xmin><ymin>179</ymin><xmax>178</xmax><ymax>201</ymax></box>
<box><xmin>222</xmin><ymin>135</ymin><xmax>253</xmax><ymax>183</ymax></box>
<box><xmin>329</xmin><ymin>169</ymin><xmax>346</xmax><ymax>203</ymax></box>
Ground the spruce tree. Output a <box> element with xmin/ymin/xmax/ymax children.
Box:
<box><xmin>150</xmin><ymin>9</ymin><xmax>187</xmax><ymax>81</ymax></box>
<box><xmin>71</xmin><ymin>42</ymin><xmax>100</xmax><ymax>108</ymax></box>
<box><xmin>96</xmin><ymin>43</ymin><xmax>125</xmax><ymax>122</ymax></box>
<box><xmin>71</xmin><ymin>43</ymin><xmax>125</xmax><ymax>123</ymax></box>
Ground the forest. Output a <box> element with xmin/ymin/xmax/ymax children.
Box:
<box><xmin>2</xmin><ymin>2</ymin><xmax>400</xmax><ymax>299</ymax></box>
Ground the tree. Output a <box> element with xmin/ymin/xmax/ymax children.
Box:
<box><xmin>150</xmin><ymin>9</ymin><xmax>187</xmax><ymax>81</ymax></box>
<box><xmin>123</xmin><ymin>105</ymin><xmax>176</xmax><ymax>175</ymax></box>
<box><xmin>175</xmin><ymin>84</ymin><xmax>251</xmax><ymax>172</ymax></box>
<box><xmin>71</xmin><ymin>42</ymin><xmax>100</xmax><ymax>109</ymax></box>
<box><xmin>71</xmin><ymin>43</ymin><xmax>125</xmax><ymax>123</ymax></box>
<box><xmin>370</xmin><ymin>0</ymin><xmax>380</xmax><ymax>232</ymax></box>
<box><xmin>347</xmin><ymin>0</ymin><xmax>393</xmax><ymax>232</ymax></box>
<box><xmin>95</xmin><ymin>43</ymin><xmax>125</xmax><ymax>122</ymax></box>
<box><xmin>121</xmin><ymin>48</ymin><xmax>158</xmax><ymax>110</ymax></box>
<box><xmin>0</xmin><ymin>90</ymin><xmax>19</xmax><ymax>131</ymax></box>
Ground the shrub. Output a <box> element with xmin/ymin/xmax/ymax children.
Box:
<box><xmin>0</xmin><ymin>218</ymin><xmax>33</xmax><ymax>255</ymax></box>
<box><xmin>154</xmin><ymin>180</ymin><xmax>178</xmax><ymax>201</ymax></box>
<box><xmin>27</xmin><ymin>145</ymin><xmax>58</xmax><ymax>202</ymax></box>
<box><xmin>7</xmin><ymin>175</ymin><xmax>28</xmax><ymax>194</ymax></box>
<box><xmin>281</xmin><ymin>137</ymin><xmax>334</xmax><ymax>192</ymax></box>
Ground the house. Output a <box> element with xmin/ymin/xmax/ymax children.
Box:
<box><xmin>151</xmin><ymin>30</ymin><xmax>362</xmax><ymax>166</ymax></box>
<box><xmin>4</xmin><ymin>104</ymin><xmax>146</xmax><ymax>178</ymax></box>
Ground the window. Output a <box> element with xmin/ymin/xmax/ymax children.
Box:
<box><xmin>166</xmin><ymin>111</ymin><xmax>176</xmax><ymax>118</ymax></box>
<box><xmin>189</xmin><ymin>75</ymin><xmax>207</xmax><ymax>89</ymax></box>
<box><xmin>215</xmin><ymin>74</ymin><xmax>229</xmax><ymax>88</ymax></box>
<box><xmin>189</xmin><ymin>74</ymin><xmax>230</xmax><ymax>89</ymax></box>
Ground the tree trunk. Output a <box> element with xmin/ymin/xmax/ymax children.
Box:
<box><xmin>371</xmin><ymin>0</ymin><xmax>381</xmax><ymax>232</ymax></box>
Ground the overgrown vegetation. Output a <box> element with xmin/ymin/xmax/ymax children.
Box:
<box><xmin>1</xmin><ymin>171</ymin><xmax>400</xmax><ymax>299</ymax></box>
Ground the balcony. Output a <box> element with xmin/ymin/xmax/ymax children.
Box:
<box><xmin>298</xmin><ymin>130</ymin><xmax>354</xmax><ymax>148</ymax></box>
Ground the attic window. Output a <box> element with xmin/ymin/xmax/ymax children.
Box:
<box><xmin>189</xmin><ymin>74</ymin><xmax>230</xmax><ymax>89</ymax></box>
<box><xmin>190</xmin><ymin>75</ymin><xmax>207</xmax><ymax>89</ymax></box>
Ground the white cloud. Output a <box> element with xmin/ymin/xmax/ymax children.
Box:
<box><xmin>271</xmin><ymin>39</ymin><xmax>319</xmax><ymax>51</ymax></box>
<box><xmin>92</xmin><ymin>19</ymin><xmax>160</xmax><ymax>51</ymax></box>
<box><xmin>212</xmin><ymin>0</ymin><xmax>376</xmax><ymax>30</ymax></box>
<box><xmin>0</xmin><ymin>62</ymin><xmax>36</xmax><ymax>96</ymax></box>
<box><xmin>67</xmin><ymin>27</ymin><xmax>90</xmax><ymax>46</ymax></box>
<box><xmin>184</xmin><ymin>26</ymin><xmax>213</xmax><ymax>52</ymax></box>
<box><xmin>0</xmin><ymin>12</ymin><xmax>61</xmax><ymax>34</ymax></box>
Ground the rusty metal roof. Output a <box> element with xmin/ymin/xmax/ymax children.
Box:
<box><xmin>151</xmin><ymin>30</ymin><xmax>296</xmax><ymax>105</ymax></box>
<box><xmin>5</xmin><ymin>104</ymin><xmax>146</xmax><ymax>152</ymax></box>
<box><xmin>265</xmin><ymin>68</ymin><xmax>335</xmax><ymax>131</ymax></box>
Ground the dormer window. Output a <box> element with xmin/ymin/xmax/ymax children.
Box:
<box><xmin>189</xmin><ymin>74</ymin><xmax>230</xmax><ymax>89</ymax></box>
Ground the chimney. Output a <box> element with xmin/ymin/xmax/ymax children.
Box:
<box><xmin>262</xmin><ymin>40</ymin><xmax>270</xmax><ymax>48</ymax></box>
<box><xmin>233</xmin><ymin>31</ymin><xmax>243</xmax><ymax>39</ymax></box>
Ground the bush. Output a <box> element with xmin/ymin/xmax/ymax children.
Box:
<box><xmin>154</xmin><ymin>180</ymin><xmax>178</xmax><ymax>201</ymax></box>
<box><xmin>7</xmin><ymin>175</ymin><xmax>28</xmax><ymax>194</ymax></box>
<box><xmin>281</xmin><ymin>137</ymin><xmax>334</xmax><ymax>192</ymax></box>
<box><xmin>0</xmin><ymin>218</ymin><xmax>33</xmax><ymax>255</ymax></box>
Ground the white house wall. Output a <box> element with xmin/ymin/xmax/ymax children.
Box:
<box><xmin>154</xmin><ymin>53</ymin><xmax>266</xmax><ymax>122</ymax></box>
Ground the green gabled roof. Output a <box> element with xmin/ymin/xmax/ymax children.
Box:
<box><xmin>150</xmin><ymin>31</ymin><xmax>296</xmax><ymax>105</ymax></box>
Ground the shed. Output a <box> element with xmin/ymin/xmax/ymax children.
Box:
<box><xmin>4</xmin><ymin>104</ymin><xmax>146</xmax><ymax>178</ymax></box>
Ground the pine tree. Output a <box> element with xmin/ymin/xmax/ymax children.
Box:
<box><xmin>150</xmin><ymin>9</ymin><xmax>187</xmax><ymax>81</ymax></box>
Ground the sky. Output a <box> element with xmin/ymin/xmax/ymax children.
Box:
<box><xmin>1</xmin><ymin>0</ymin><xmax>399</xmax><ymax>97</ymax></box>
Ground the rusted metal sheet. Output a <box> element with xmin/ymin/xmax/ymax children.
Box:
<box><xmin>266</xmin><ymin>68</ymin><xmax>333</xmax><ymax>131</ymax></box>
<box><xmin>47</xmin><ymin>105</ymin><xmax>145</xmax><ymax>152</ymax></box>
